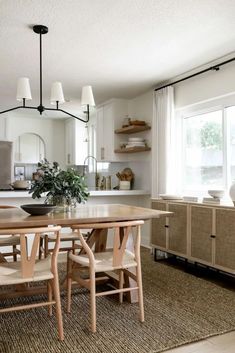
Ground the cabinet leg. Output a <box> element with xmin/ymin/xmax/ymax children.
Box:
<box><xmin>154</xmin><ymin>248</ymin><xmax>157</xmax><ymax>262</ymax></box>
<box><xmin>153</xmin><ymin>249</ymin><xmax>168</xmax><ymax>261</ymax></box>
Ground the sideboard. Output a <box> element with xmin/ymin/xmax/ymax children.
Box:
<box><xmin>151</xmin><ymin>199</ymin><xmax>235</xmax><ymax>274</ymax></box>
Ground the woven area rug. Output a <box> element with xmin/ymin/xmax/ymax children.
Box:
<box><xmin>1</xmin><ymin>249</ymin><xmax>235</xmax><ymax>353</ymax></box>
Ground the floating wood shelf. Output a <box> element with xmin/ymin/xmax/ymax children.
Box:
<box><xmin>114</xmin><ymin>147</ymin><xmax>151</xmax><ymax>153</ymax></box>
<box><xmin>115</xmin><ymin>125</ymin><xmax>151</xmax><ymax>134</ymax></box>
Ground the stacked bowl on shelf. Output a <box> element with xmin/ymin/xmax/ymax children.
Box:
<box><xmin>125</xmin><ymin>137</ymin><xmax>145</xmax><ymax>149</ymax></box>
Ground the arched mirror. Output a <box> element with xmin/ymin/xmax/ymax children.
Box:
<box><xmin>14</xmin><ymin>133</ymin><xmax>46</xmax><ymax>163</ymax></box>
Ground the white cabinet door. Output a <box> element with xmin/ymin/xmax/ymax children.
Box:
<box><xmin>96</xmin><ymin>103</ymin><xmax>115</xmax><ymax>161</ymax></box>
<box><xmin>75</xmin><ymin>119</ymin><xmax>88</xmax><ymax>165</ymax></box>
<box><xmin>102</xmin><ymin>103</ymin><xmax>114</xmax><ymax>161</ymax></box>
<box><xmin>65</xmin><ymin>118</ymin><xmax>88</xmax><ymax>166</ymax></box>
<box><xmin>0</xmin><ymin>117</ymin><xmax>7</xmax><ymax>140</ymax></box>
<box><xmin>95</xmin><ymin>107</ymin><xmax>104</xmax><ymax>161</ymax></box>
<box><xmin>65</xmin><ymin>119</ymin><xmax>75</xmax><ymax>165</ymax></box>
<box><xmin>95</xmin><ymin>99</ymin><xmax>128</xmax><ymax>162</ymax></box>
<box><xmin>87</xmin><ymin>111</ymin><xmax>96</xmax><ymax>158</ymax></box>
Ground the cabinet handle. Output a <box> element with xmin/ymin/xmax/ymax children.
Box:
<box><xmin>210</xmin><ymin>234</ymin><xmax>216</xmax><ymax>238</ymax></box>
<box><xmin>101</xmin><ymin>147</ymin><xmax>105</xmax><ymax>160</ymax></box>
<box><xmin>67</xmin><ymin>153</ymin><xmax>71</xmax><ymax>164</ymax></box>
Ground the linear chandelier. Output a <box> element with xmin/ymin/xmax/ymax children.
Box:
<box><xmin>0</xmin><ymin>25</ymin><xmax>95</xmax><ymax>123</ymax></box>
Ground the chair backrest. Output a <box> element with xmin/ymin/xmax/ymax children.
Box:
<box><xmin>72</xmin><ymin>220</ymin><xmax>144</xmax><ymax>268</ymax></box>
<box><xmin>0</xmin><ymin>226</ymin><xmax>61</xmax><ymax>278</ymax></box>
<box><xmin>0</xmin><ymin>205</ymin><xmax>17</xmax><ymax>209</ymax></box>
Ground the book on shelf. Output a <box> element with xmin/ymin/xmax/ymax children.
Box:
<box><xmin>202</xmin><ymin>197</ymin><xmax>220</xmax><ymax>204</ymax></box>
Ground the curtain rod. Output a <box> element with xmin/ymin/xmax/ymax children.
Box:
<box><xmin>154</xmin><ymin>56</ymin><xmax>235</xmax><ymax>92</ymax></box>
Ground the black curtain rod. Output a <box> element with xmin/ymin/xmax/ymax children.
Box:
<box><xmin>154</xmin><ymin>56</ymin><xmax>235</xmax><ymax>92</ymax></box>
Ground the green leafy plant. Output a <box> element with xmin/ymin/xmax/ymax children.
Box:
<box><xmin>29</xmin><ymin>159</ymin><xmax>89</xmax><ymax>206</ymax></box>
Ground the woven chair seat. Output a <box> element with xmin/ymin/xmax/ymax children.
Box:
<box><xmin>0</xmin><ymin>255</ymin><xmax>53</xmax><ymax>285</ymax></box>
<box><xmin>0</xmin><ymin>235</ymin><xmax>20</xmax><ymax>246</ymax></box>
<box><xmin>69</xmin><ymin>249</ymin><xmax>137</xmax><ymax>272</ymax></box>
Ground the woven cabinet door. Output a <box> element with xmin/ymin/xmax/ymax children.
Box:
<box><xmin>168</xmin><ymin>203</ymin><xmax>187</xmax><ymax>256</ymax></box>
<box><xmin>215</xmin><ymin>209</ymin><xmax>235</xmax><ymax>271</ymax></box>
<box><xmin>191</xmin><ymin>206</ymin><xmax>213</xmax><ymax>264</ymax></box>
<box><xmin>151</xmin><ymin>201</ymin><xmax>167</xmax><ymax>249</ymax></box>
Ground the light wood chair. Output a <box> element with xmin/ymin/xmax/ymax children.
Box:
<box><xmin>0</xmin><ymin>226</ymin><xmax>64</xmax><ymax>341</ymax></box>
<box><xmin>39</xmin><ymin>229</ymin><xmax>90</xmax><ymax>259</ymax></box>
<box><xmin>67</xmin><ymin>220</ymin><xmax>145</xmax><ymax>333</ymax></box>
<box><xmin>0</xmin><ymin>205</ymin><xmax>21</xmax><ymax>261</ymax></box>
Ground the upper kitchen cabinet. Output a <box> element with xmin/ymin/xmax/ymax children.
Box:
<box><xmin>96</xmin><ymin>99</ymin><xmax>128</xmax><ymax>162</ymax></box>
<box><xmin>65</xmin><ymin>118</ymin><xmax>88</xmax><ymax>166</ymax></box>
<box><xmin>14</xmin><ymin>133</ymin><xmax>45</xmax><ymax>163</ymax></box>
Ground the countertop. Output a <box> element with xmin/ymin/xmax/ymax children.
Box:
<box><xmin>0</xmin><ymin>189</ymin><xmax>150</xmax><ymax>198</ymax></box>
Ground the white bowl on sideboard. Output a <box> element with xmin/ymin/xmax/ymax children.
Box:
<box><xmin>208</xmin><ymin>190</ymin><xmax>224</xmax><ymax>199</ymax></box>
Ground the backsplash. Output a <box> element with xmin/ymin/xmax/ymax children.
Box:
<box><xmin>14</xmin><ymin>161</ymin><xmax>150</xmax><ymax>190</ymax></box>
<box><xmin>76</xmin><ymin>161</ymin><xmax>150</xmax><ymax>190</ymax></box>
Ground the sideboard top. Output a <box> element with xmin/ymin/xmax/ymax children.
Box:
<box><xmin>151</xmin><ymin>198</ymin><xmax>235</xmax><ymax>210</ymax></box>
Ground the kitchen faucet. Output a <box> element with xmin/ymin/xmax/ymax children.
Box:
<box><xmin>83</xmin><ymin>155</ymin><xmax>99</xmax><ymax>189</ymax></box>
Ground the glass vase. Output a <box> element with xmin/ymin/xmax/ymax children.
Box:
<box><xmin>47</xmin><ymin>195</ymin><xmax>74</xmax><ymax>213</ymax></box>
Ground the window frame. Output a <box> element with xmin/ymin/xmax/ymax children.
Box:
<box><xmin>177</xmin><ymin>99</ymin><xmax>235</xmax><ymax>195</ymax></box>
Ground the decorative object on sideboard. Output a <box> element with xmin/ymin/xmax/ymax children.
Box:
<box><xmin>0</xmin><ymin>25</ymin><xmax>95</xmax><ymax>123</ymax></box>
<box><xmin>203</xmin><ymin>197</ymin><xmax>220</xmax><ymax>204</ymax></box>
<box><xmin>183</xmin><ymin>196</ymin><xmax>199</xmax><ymax>202</ymax></box>
<box><xmin>208</xmin><ymin>189</ymin><xmax>224</xmax><ymax>200</ymax></box>
<box><xmin>159</xmin><ymin>194</ymin><xmax>183</xmax><ymax>200</ymax></box>
<box><xmin>229</xmin><ymin>182</ymin><xmax>235</xmax><ymax>205</ymax></box>
<box><xmin>29</xmin><ymin>159</ymin><xmax>89</xmax><ymax>212</ymax></box>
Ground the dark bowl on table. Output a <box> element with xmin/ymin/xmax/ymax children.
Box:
<box><xmin>20</xmin><ymin>204</ymin><xmax>56</xmax><ymax>216</ymax></box>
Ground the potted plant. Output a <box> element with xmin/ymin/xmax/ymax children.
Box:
<box><xmin>29</xmin><ymin>159</ymin><xmax>89</xmax><ymax>211</ymax></box>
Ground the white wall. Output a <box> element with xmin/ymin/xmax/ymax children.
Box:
<box><xmin>127</xmin><ymin>90</ymin><xmax>153</xmax><ymax>191</ymax></box>
<box><xmin>174</xmin><ymin>61</ymin><xmax>235</xmax><ymax>108</ymax></box>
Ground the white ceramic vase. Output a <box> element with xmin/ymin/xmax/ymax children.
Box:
<box><xmin>229</xmin><ymin>182</ymin><xmax>235</xmax><ymax>205</ymax></box>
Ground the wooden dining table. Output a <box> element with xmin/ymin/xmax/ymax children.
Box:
<box><xmin>0</xmin><ymin>203</ymin><xmax>171</xmax><ymax>229</ymax></box>
<box><xmin>0</xmin><ymin>203</ymin><xmax>172</xmax><ymax>302</ymax></box>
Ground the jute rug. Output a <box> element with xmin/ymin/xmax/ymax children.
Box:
<box><xmin>1</xmin><ymin>249</ymin><xmax>235</xmax><ymax>353</ymax></box>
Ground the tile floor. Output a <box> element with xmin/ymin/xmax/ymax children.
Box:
<box><xmin>165</xmin><ymin>331</ymin><xmax>235</xmax><ymax>353</ymax></box>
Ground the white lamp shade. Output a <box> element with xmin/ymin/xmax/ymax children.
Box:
<box><xmin>16</xmin><ymin>77</ymin><xmax>32</xmax><ymax>101</ymax></box>
<box><xmin>81</xmin><ymin>85</ymin><xmax>95</xmax><ymax>106</ymax></box>
<box><xmin>50</xmin><ymin>82</ymin><xmax>65</xmax><ymax>104</ymax></box>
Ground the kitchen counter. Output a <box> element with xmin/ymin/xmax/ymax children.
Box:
<box><xmin>0</xmin><ymin>189</ymin><xmax>150</xmax><ymax>198</ymax></box>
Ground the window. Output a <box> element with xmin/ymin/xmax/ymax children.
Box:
<box><xmin>181</xmin><ymin>105</ymin><xmax>235</xmax><ymax>194</ymax></box>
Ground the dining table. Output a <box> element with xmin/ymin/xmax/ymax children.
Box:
<box><xmin>0</xmin><ymin>203</ymin><xmax>172</xmax><ymax>302</ymax></box>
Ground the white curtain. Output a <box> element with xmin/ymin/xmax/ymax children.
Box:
<box><xmin>151</xmin><ymin>86</ymin><xmax>175</xmax><ymax>197</ymax></box>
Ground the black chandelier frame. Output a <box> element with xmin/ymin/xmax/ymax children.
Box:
<box><xmin>0</xmin><ymin>25</ymin><xmax>90</xmax><ymax>123</ymax></box>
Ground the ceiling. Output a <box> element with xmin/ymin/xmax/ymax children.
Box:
<box><xmin>0</xmin><ymin>0</ymin><xmax>235</xmax><ymax>118</ymax></box>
